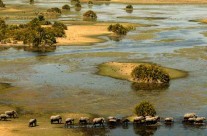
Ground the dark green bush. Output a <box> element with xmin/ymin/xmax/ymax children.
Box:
<box><xmin>62</xmin><ymin>4</ymin><xmax>70</xmax><ymax>10</ymax></box>
<box><xmin>75</xmin><ymin>3</ymin><xmax>81</xmax><ymax>8</ymax></box>
<box><xmin>88</xmin><ymin>1</ymin><xmax>93</xmax><ymax>5</ymax></box>
<box><xmin>0</xmin><ymin>0</ymin><xmax>5</xmax><ymax>8</ymax></box>
<box><xmin>47</xmin><ymin>7</ymin><xmax>62</xmax><ymax>14</ymax></box>
<box><xmin>131</xmin><ymin>64</ymin><xmax>170</xmax><ymax>84</ymax></box>
<box><xmin>126</xmin><ymin>5</ymin><xmax>133</xmax><ymax>10</ymax></box>
<box><xmin>134</xmin><ymin>101</ymin><xmax>156</xmax><ymax>117</ymax></box>
<box><xmin>108</xmin><ymin>23</ymin><xmax>128</xmax><ymax>35</ymax></box>
<box><xmin>83</xmin><ymin>10</ymin><xmax>97</xmax><ymax>19</ymax></box>
<box><xmin>30</xmin><ymin>0</ymin><xmax>34</xmax><ymax>4</ymax></box>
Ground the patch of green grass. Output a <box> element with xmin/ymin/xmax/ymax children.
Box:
<box><xmin>156</xmin><ymin>38</ymin><xmax>183</xmax><ymax>43</ymax></box>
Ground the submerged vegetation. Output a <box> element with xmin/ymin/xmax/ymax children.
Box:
<box><xmin>134</xmin><ymin>101</ymin><xmax>156</xmax><ymax>117</ymax></box>
<box><xmin>108</xmin><ymin>23</ymin><xmax>134</xmax><ymax>35</ymax></box>
<box><xmin>131</xmin><ymin>64</ymin><xmax>170</xmax><ymax>84</ymax></box>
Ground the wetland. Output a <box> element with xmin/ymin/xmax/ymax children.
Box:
<box><xmin>0</xmin><ymin>0</ymin><xmax>207</xmax><ymax>136</ymax></box>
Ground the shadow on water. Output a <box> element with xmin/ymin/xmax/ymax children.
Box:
<box><xmin>73</xmin><ymin>127</ymin><xmax>109</xmax><ymax>136</ymax></box>
<box><xmin>131</xmin><ymin>82</ymin><xmax>169</xmax><ymax>91</ymax></box>
<box><xmin>133</xmin><ymin>125</ymin><xmax>159</xmax><ymax>136</ymax></box>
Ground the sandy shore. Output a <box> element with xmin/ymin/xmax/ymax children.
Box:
<box><xmin>98</xmin><ymin>62</ymin><xmax>188</xmax><ymax>82</ymax></box>
<box><xmin>56</xmin><ymin>22</ymin><xmax>137</xmax><ymax>46</ymax></box>
<box><xmin>56</xmin><ymin>23</ymin><xmax>112</xmax><ymax>46</ymax></box>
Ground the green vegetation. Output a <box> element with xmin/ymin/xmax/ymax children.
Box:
<box><xmin>0</xmin><ymin>0</ymin><xmax>5</xmax><ymax>8</ymax></box>
<box><xmin>131</xmin><ymin>64</ymin><xmax>170</xmax><ymax>84</ymax></box>
<box><xmin>62</xmin><ymin>4</ymin><xmax>70</xmax><ymax>10</ymax></box>
<box><xmin>134</xmin><ymin>101</ymin><xmax>156</xmax><ymax>117</ymax></box>
<box><xmin>47</xmin><ymin>7</ymin><xmax>62</xmax><ymax>14</ymax></box>
<box><xmin>108</xmin><ymin>23</ymin><xmax>134</xmax><ymax>35</ymax></box>
<box><xmin>126</xmin><ymin>5</ymin><xmax>133</xmax><ymax>10</ymax></box>
<box><xmin>0</xmin><ymin>16</ymin><xmax>67</xmax><ymax>50</ymax></box>
<box><xmin>83</xmin><ymin>10</ymin><xmax>97</xmax><ymax>20</ymax></box>
<box><xmin>71</xmin><ymin>0</ymin><xmax>80</xmax><ymax>4</ymax></box>
<box><xmin>88</xmin><ymin>1</ymin><xmax>93</xmax><ymax>5</ymax></box>
<box><xmin>75</xmin><ymin>3</ymin><xmax>82</xmax><ymax>8</ymax></box>
<box><xmin>30</xmin><ymin>0</ymin><xmax>34</xmax><ymax>4</ymax></box>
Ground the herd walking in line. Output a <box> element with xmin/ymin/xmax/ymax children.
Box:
<box><xmin>0</xmin><ymin>110</ymin><xmax>206</xmax><ymax>129</ymax></box>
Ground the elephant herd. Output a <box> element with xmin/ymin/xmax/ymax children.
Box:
<box><xmin>30</xmin><ymin>112</ymin><xmax>206</xmax><ymax>128</ymax></box>
<box><xmin>0</xmin><ymin>110</ymin><xmax>206</xmax><ymax>128</ymax></box>
<box><xmin>0</xmin><ymin>110</ymin><xmax>18</xmax><ymax>120</ymax></box>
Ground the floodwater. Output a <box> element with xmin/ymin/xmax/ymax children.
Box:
<box><xmin>1</xmin><ymin>1</ymin><xmax>207</xmax><ymax>135</ymax></box>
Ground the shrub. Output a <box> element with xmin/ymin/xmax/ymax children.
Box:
<box><xmin>134</xmin><ymin>101</ymin><xmax>156</xmax><ymax>117</ymax></box>
<box><xmin>75</xmin><ymin>3</ymin><xmax>82</xmax><ymax>8</ymax></box>
<box><xmin>108</xmin><ymin>23</ymin><xmax>128</xmax><ymax>35</ymax></box>
<box><xmin>71</xmin><ymin>0</ymin><xmax>80</xmax><ymax>4</ymax></box>
<box><xmin>0</xmin><ymin>0</ymin><xmax>5</xmax><ymax>8</ymax></box>
<box><xmin>88</xmin><ymin>1</ymin><xmax>93</xmax><ymax>5</ymax></box>
<box><xmin>30</xmin><ymin>0</ymin><xmax>34</xmax><ymax>4</ymax></box>
<box><xmin>83</xmin><ymin>10</ymin><xmax>97</xmax><ymax>19</ymax></box>
<box><xmin>52</xmin><ymin>21</ymin><xmax>67</xmax><ymax>30</ymax></box>
<box><xmin>131</xmin><ymin>64</ymin><xmax>170</xmax><ymax>84</ymax></box>
<box><xmin>126</xmin><ymin>5</ymin><xmax>133</xmax><ymax>10</ymax></box>
<box><xmin>47</xmin><ymin>7</ymin><xmax>62</xmax><ymax>14</ymax></box>
<box><xmin>62</xmin><ymin>4</ymin><xmax>70</xmax><ymax>10</ymax></box>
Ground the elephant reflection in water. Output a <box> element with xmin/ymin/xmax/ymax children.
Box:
<box><xmin>133</xmin><ymin>125</ymin><xmax>159</xmax><ymax>136</ymax></box>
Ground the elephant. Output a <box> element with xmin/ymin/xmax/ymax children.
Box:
<box><xmin>79</xmin><ymin>117</ymin><xmax>89</xmax><ymax>125</ymax></box>
<box><xmin>107</xmin><ymin>116</ymin><xmax>117</xmax><ymax>126</ymax></box>
<box><xmin>108</xmin><ymin>118</ymin><xmax>117</xmax><ymax>126</ymax></box>
<box><xmin>145</xmin><ymin>116</ymin><xmax>160</xmax><ymax>125</ymax></box>
<box><xmin>195</xmin><ymin>117</ymin><xmax>205</xmax><ymax>124</ymax></box>
<box><xmin>65</xmin><ymin>118</ymin><xmax>74</xmax><ymax>127</ymax></box>
<box><xmin>164</xmin><ymin>117</ymin><xmax>174</xmax><ymax>124</ymax></box>
<box><xmin>0</xmin><ymin>114</ymin><xmax>9</xmax><ymax>121</ymax></box>
<box><xmin>50</xmin><ymin>115</ymin><xmax>62</xmax><ymax>124</ymax></box>
<box><xmin>93</xmin><ymin>117</ymin><xmax>105</xmax><ymax>127</ymax></box>
<box><xmin>5</xmin><ymin>110</ymin><xmax>18</xmax><ymax>118</ymax></box>
<box><xmin>188</xmin><ymin>118</ymin><xmax>196</xmax><ymax>124</ymax></box>
<box><xmin>29</xmin><ymin>119</ymin><xmax>37</xmax><ymax>127</ymax></box>
<box><xmin>183</xmin><ymin>113</ymin><xmax>197</xmax><ymax>122</ymax></box>
<box><xmin>133</xmin><ymin>116</ymin><xmax>145</xmax><ymax>124</ymax></box>
<box><xmin>122</xmin><ymin>118</ymin><xmax>130</xmax><ymax>125</ymax></box>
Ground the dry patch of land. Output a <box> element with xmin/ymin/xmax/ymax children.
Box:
<box><xmin>56</xmin><ymin>23</ymin><xmax>138</xmax><ymax>46</ymax></box>
<box><xmin>98</xmin><ymin>62</ymin><xmax>187</xmax><ymax>82</ymax></box>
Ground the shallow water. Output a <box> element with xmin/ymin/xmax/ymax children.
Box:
<box><xmin>1</xmin><ymin>1</ymin><xmax>207</xmax><ymax>135</ymax></box>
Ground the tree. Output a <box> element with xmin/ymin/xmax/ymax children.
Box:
<box><xmin>131</xmin><ymin>64</ymin><xmax>170</xmax><ymax>84</ymax></box>
<box><xmin>30</xmin><ymin>0</ymin><xmax>34</xmax><ymax>4</ymax></box>
<box><xmin>0</xmin><ymin>19</ymin><xmax>7</xmax><ymax>41</ymax></box>
<box><xmin>0</xmin><ymin>0</ymin><xmax>5</xmax><ymax>8</ymax></box>
<box><xmin>83</xmin><ymin>10</ymin><xmax>97</xmax><ymax>19</ymax></box>
<box><xmin>134</xmin><ymin>101</ymin><xmax>156</xmax><ymax>117</ymax></box>
<box><xmin>62</xmin><ymin>4</ymin><xmax>70</xmax><ymax>10</ymax></box>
